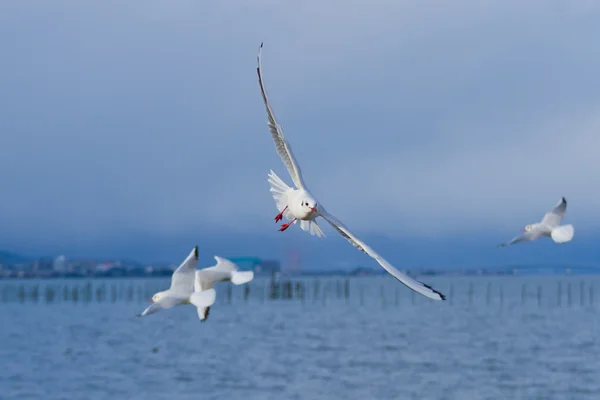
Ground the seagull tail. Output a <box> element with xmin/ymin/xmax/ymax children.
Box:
<box><xmin>231</xmin><ymin>270</ymin><xmax>254</xmax><ymax>285</ymax></box>
<box><xmin>268</xmin><ymin>169</ymin><xmax>293</xmax><ymax>213</ymax></box>
<box><xmin>300</xmin><ymin>220</ymin><xmax>326</xmax><ymax>238</ymax></box>
<box><xmin>551</xmin><ymin>224</ymin><xmax>574</xmax><ymax>243</ymax></box>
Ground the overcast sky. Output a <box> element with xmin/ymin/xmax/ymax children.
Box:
<box><xmin>0</xmin><ymin>1</ymin><xmax>599</xmax><ymax>261</ymax></box>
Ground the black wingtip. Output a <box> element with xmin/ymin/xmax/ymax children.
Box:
<box><xmin>194</xmin><ymin>246</ymin><xmax>198</xmax><ymax>259</ymax></box>
<box><xmin>257</xmin><ymin>42</ymin><xmax>264</xmax><ymax>68</ymax></box>
<box><xmin>422</xmin><ymin>283</ymin><xmax>446</xmax><ymax>301</ymax></box>
<box><xmin>201</xmin><ymin>307</ymin><xmax>211</xmax><ymax>322</ymax></box>
<box><xmin>562</xmin><ymin>196</ymin><xmax>567</xmax><ymax>204</ymax></box>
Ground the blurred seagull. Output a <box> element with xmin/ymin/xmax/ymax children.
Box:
<box><xmin>256</xmin><ymin>43</ymin><xmax>445</xmax><ymax>301</ymax></box>
<box><xmin>137</xmin><ymin>246</ymin><xmax>216</xmax><ymax>318</ymax></box>
<box><xmin>193</xmin><ymin>256</ymin><xmax>254</xmax><ymax>322</ymax></box>
<box><xmin>498</xmin><ymin>197</ymin><xmax>574</xmax><ymax>247</ymax></box>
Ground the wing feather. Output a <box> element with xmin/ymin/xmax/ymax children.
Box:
<box><xmin>498</xmin><ymin>230</ymin><xmax>543</xmax><ymax>247</ymax></box>
<box><xmin>169</xmin><ymin>246</ymin><xmax>199</xmax><ymax>296</ymax></box>
<box><xmin>541</xmin><ymin>197</ymin><xmax>567</xmax><ymax>228</ymax></box>
<box><xmin>319</xmin><ymin>209</ymin><xmax>445</xmax><ymax>301</ymax></box>
<box><xmin>257</xmin><ymin>43</ymin><xmax>306</xmax><ymax>189</ymax></box>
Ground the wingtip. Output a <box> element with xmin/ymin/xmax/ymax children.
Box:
<box><xmin>257</xmin><ymin>42</ymin><xmax>264</xmax><ymax>63</ymax></box>
<box><xmin>194</xmin><ymin>246</ymin><xmax>199</xmax><ymax>259</ymax></box>
<box><xmin>562</xmin><ymin>196</ymin><xmax>567</xmax><ymax>204</ymax></box>
<box><xmin>422</xmin><ymin>283</ymin><xmax>446</xmax><ymax>301</ymax></box>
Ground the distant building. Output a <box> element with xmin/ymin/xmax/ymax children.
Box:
<box><xmin>255</xmin><ymin>260</ymin><xmax>280</xmax><ymax>275</ymax></box>
<box><xmin>53</xmin><ymin>255</ymin><xmax>66</xmax><ymax>273</ymax></box>
<box><xmin>225</xmin><ymin>257</ymin><xmax>281</xmax><ymax>275</ymax></box>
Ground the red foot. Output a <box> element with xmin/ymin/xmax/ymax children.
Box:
<box><xmin>279</xmin><ymin>218</ymin><xmax>297</xmax><ymax>232</ymax></box>
<box><xmin>274</xmin><ymin>206</ymin><xmax>288</xmax><ymax>223</ymax></box>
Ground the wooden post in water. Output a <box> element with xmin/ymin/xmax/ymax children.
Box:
<box><xmin>411</xmin><ymin>290</ymin><xmax>415</xmax><ymax>306</ymax></box>
<box><xmin>449</xmin><ymin>284</ymin><xmax>454</xmax><ymax>306</ymax></box>
<box><xmin>85</xmin><ymin>281</ymin><xmax>93</xmax><ymax>303</ymax></box>
<box><xmin>468</xmin><ymin>282</ymin><xmax>474</xmax><ymax>305</ymax></box>
<box><xmin>557</xmin><ymin>282</ymin><xmax>562</xmax><ymax>307</ymax></box>
<box><xmin>227</xmin><ymin>283</ymin><xmax>232</xmax><ymax>304</ymax></box>
<box><xmin>344</xmin><ymin>280</ymin><xmax>349</xmax><ymax>304</ymax></box>
<box><xmin>45</xmin><ymin>285</ymin><xmax>55</xmax><ymax>303</ymax></box>
<box><xmin>359</xmin><ymin>284</ymin><xmax>364</xmax><ymax>306</ymax></box>
<box><xmin>580</xmin><ymin>281</ymin><xmax>585</xmax><ymax>307</ymax></box>
<box><xmin>18</xmin><ymin>284</ymin><xmax>25</xmax><ymax>303</ymax></box>
<box><xmin>313</xmin><ymin>280</ymin><xmax>319</xmax><ymax>303</ymax></box>
<box><xmin>136</xmin><ymin>284</ymin><xmax>143</xmax><ymax>303</ymax></box>
<box><xmin>32</xmin><ymin>284</ymin><xmax>39</xmax><ymax>303</ymax></box>
<box><xmin>72</xmin><ymin>286</ymin><xmax>79</xmax><ymax>303</ymax></box>
<box><xmin>96</xmin><ymin>284</ymin><xmax>104</xmax><ymax>303</ymax></box>
<box><xmin>244</xmin><ymin>284</ymin><xmax>250</xmax><ymax>302</ymax></box>
<box><xmin>127</xmin><ymin>284</ymin><xmax>133</xmax><ymax>303</ymax></box>
<box><xmin>567</xmin><ymin>283</ymin><xmax>572</xmax><ymax>307</ymax></box>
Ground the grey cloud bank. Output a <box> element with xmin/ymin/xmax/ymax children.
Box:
<box><xmin>0</xmin><ymin>1</ymin><xmax>598</xmax><ymax>264</ymax></box>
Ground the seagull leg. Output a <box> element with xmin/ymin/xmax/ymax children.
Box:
<box><xmin>275</xmin><ymin>206</ymin><xmax>288</xmax><ymax>223</ymax></box>
<box><xmin>279</xmin><ymin>218</ymin><xmax>296</xmax><ymax>232</ymax></box>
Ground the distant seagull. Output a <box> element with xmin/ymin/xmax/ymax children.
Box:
<box><xmin>137</xmin><ymin>246</ymin><xmax>216</xmax><ymax>319</ymax></box>
<box><xmin>256</xmin><ymin>43</ymin><xmax>445</xmax><ymax>301</ymax></box>
<box><xmin>498</xmin><ymin>197</ymin><xmax>574</xmax><ymax>247</ymax></box>
<box><xmin>194</xmin><ymin>256</ymin><xmax>254</xmax><ymax>321</ymax></box>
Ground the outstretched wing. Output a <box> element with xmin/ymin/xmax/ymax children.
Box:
<box><xmin>541</xmin><ymin>197</ymin><xmax>567</xmax><ymax>228</ymax></box>
<box><xmin>213</xmin><ymin>256</ymin><xmax>239</xmax><ymax>273</ymax></box>
<box><xmin>257</xmin><ymin>43</ymin><xmax>306</xmax><ymax>189</ymax></box>
<box><xmin>169</xmin><ymin>246</ymin><xmax>199</xmax><ymax>296</ymax></box>
<box><xmin>497</xmin><ymin>230</ymin><xmax>543</xmax><ymax>247</ymax></box>
<box><xmin>319</xmin><ymin>209</ymin><xmax>445</xmax><ymax>301</ymax></box>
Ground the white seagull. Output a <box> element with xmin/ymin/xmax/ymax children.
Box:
<box><xmin>256</xmin><ymin>43</ymin><xmax>445</xmax><ymax>301</ymax></box>
<box><xmin>137</xmin><ymin>246</ymin><xmax>216</xmax><ymax>319</ymax></box>
<box><xmin>498</xmin><ymin>197</ymin><xmax>574</xmax><ymax>247</ymax></box>
<box><xmin>194</xmin><ymin>256</ymin><xmax>255</xmax><ymax>321</ymax></box>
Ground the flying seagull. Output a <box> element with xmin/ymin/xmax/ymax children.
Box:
<box><xmin>256</xmin><ymin>43</ymin><xmax>445</xmax><ymax>301</ymax></box>
<box><xmin>137</xmin><ymin>246</ymin><xmax>216</xmax><ymax>319</ymax></box>
<box><xmin>498</xmin><ymin>197</ymin><xmax>574</xmax><ymax>247</ymax></box>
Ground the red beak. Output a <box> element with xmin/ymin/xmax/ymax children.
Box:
<box><xmin>311</xmin><ymin>207</ymin><xmax>317</xmax><ymax>212</ymax></box>
<box><xmin>147</xmin><ymin>298</ymin><xmax>153</xmax><ymax>302</ymax></box>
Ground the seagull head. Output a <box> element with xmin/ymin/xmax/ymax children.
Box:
<box><xmin>149</xmin><ymin>291</ymin><xmax>166</xmax><ymax>302</ymax></box>
<box><xmin>300</xmin><ymin>197</ymin><xmax>318</xmax><ymax>214</ymax></box>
